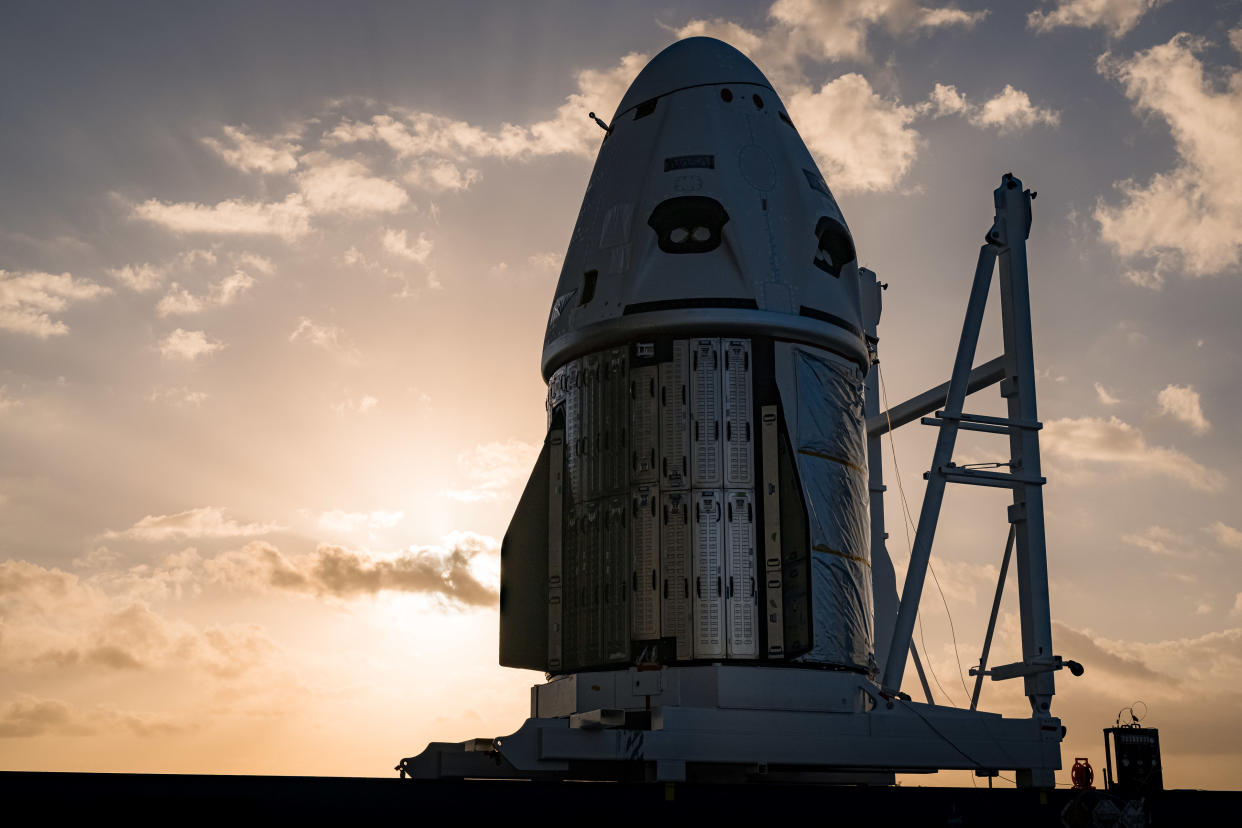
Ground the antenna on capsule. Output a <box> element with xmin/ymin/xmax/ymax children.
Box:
<box><xmin>588</xmin><ymin>112</ymin><xmax>612</xmax><ymax>134</ymax></box>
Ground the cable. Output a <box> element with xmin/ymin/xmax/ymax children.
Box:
<box><xmin>918</xmin><ymin>614</ymin><xmax>955</xmax><ymax>706</ymax></box>
<box><xmin>930</xmin><ymin>564</ymin><xmax>973</xmax><ymax>704</ymax></box>
<box><xmin>898</xmin><ymin>699</ymin><xmax>1073</xmax><ymax>789</ymax></box>
<box><xmin>897</xmin><ymin>697</ymin><xmax>984</xmax><ymax>768</ymax></box>
<box><xmin>877</xmin><ymin>362</ymin><xmax>971</xmax><ymax>707</ymax></box>
<box><xmin>1116</xmin><ymin>700</ymin><xmax>1147</xmax><ymax>727</ymax></box>
<box><xmin>878</xmin><ymin>363</ymin><xmax>956</xmax><ymax>706</ymax></box>
<box><xmin>879</xmin><ymin>363</ymin><xmax>956</xmax><ymax>706</ymax></box>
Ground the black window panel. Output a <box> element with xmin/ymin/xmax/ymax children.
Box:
<box><xmin>647</xmin><ymin>197</ymin><xmax>730</xmax><ymax>254</ymax></box>
<box><xmin>579</xmin><ymin>270</ymin><xmax>598</xmax><ymax>305</ymax></box>
<box><xmin>812</xmin><ymin>216</ymin><xmax>857</xmax><ymax>278</ymax></box>
<box><xmin>634</xmin><ymin>98</ymin><xmax>658</xmax><ymax>120</ymax></box>
<box><xmin>664</xmin><ymin>154</ymin><xmax>715</xmax><ymax>172</ymax></box>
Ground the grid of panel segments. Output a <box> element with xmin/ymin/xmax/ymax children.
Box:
<box><xmin>546</xmin><ymin>337</ymin><xmax>764</xmax><ymax>672</ymax></box>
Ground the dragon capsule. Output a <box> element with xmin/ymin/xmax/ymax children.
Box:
<box><xmin>500</xmin><ymin>37</ymin><xmax>876</xmax><ymax>678</ymax></box>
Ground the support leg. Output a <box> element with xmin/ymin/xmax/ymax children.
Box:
<box><xmin>881</xmin><ymin>244</ymin><xmax>997</xmax><ymax>694</ymax></box>
<box><xmin>994</xmin><ymin>174</ymin><xmax>1055</xmax><ymax>718</ymax></box>
<box><xmin>971</xmin><ymin>524</ymin><xmax>1015</xmax><ymax>711</ymax></box>
<box><xmin>910</xmin><ymin>643</ymin><xmax>935</xmax><ymax>705</ymax></box>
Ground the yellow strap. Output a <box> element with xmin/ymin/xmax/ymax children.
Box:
<box><xmin>812</xmin><ymin>543</ymin><xmax>871</xmax><ymax>568</ymax></box>
<box><xmin>797</xmin><ymin>447</ymin><xmax>866</xmax><ymax>475</ymax></box>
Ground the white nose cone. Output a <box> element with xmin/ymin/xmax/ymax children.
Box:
<box><xmin>543</xmin><ymin>36</ymin><xmax>864</xmax><ymax>380</ymax></box>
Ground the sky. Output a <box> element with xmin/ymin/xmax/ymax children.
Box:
<box><xmin>2</xmin><ymin>0</ymin><xmax>1241</xmax><ymax>789</ymax></box>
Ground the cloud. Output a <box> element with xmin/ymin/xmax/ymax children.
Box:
<box><xmin>527</xmin><ymin>252</ymin><xmax>563</xmax><ymax>273</ymax></box>
<box><xmin>970</xmin><ymin>85</ymin><xmax>1061</xmax><ymax>131</ymax></box>
<box><xmin>295</xmin><ymin>152</ymin><xmax>409</xmax><ymax>215</ymax></box>
<box><xmin>202</xmin><ymin>125</ymin><xmax>300</xmax><ymax>174</ymax></box>
<box><xmin>331</xmin><ymin>395</ymin><xmax>378</xmax><ymax>415</ymax></box>
<box><xmin>156</xmin><ymin>269</ymin><xmax>256</xmax><ymax>318</ymax></box>
<box><xmin>289</xmin><ymin>317</ymin><xmax>359</xmax><ymax>361</ymax></box>
<box><xmin>1082</xmin><ymin>624</ymin><xmax>1242</xmax><ymax>689</ymax></box>
<box><xmin>324</xmin><ymin>53</ymin><xmax>646</xmax><ymax>163</ymax></box>
<box><xmin>106</xmin><ymin>506</ymin><xmax>281</xmax><ymax>541</ymax></box>
<box><xmin>1095</xmin><ymin>33</ymin><xmax>1242</xmax><ymax>277</ymax></box>
<box><xmin>925</xmin><ymin>558</ymin><xmax>999</xmax><ymax>606</ymax></box>
<box><xmin>0</xmin><ymin>270</ymin><xmax>111</xmax><ymax>337</ymax></box>
<box><xmin>1094</xmin><ymin>382</ymin><xmax>1121</xmax><ymax>405</ymax></box>
<box><xmin>1028</xmin><ymin>0</ymin><xmax>1167</xmax><ymax>37</ymax></box>
<box><xmin>234</xmin><ymin>252</ymin><xmax>274</xmax><ymax>275</ymax></box>
<box><xmin>404</xmin><ymin>159</ymin><xmax>481</xmax><ymax>192</ymax></box>
<box><xmin>205</xmin><ymin>533</ymin><xmax>499</xmax><ymax>606</ymax></box>
<box><xmin>212</xmin><ymin>269</ymin><xmax>256</xmax><ymax>305</ymax></box>
<box><xmin>0</xmin><ymin>559</ymin><xmax>279</xmax><ymax>679</ymax></box>
<box><xmin>317</xmin><ymin>510</ymin><xmax>404</xmax><ymax>534</ymax></box>
<box><xmin>179</xmin><ymin>248</ymin><xmax>218</xmax><ymax>268</ymax></box>
<box><xmin>155</xmin><ymin>283</ymin><xmax>204</xmax><ymax>316</ymax></box>
<box><xmin>147</xmin><ymin>386</ymin><xmax>209</xmax><ymax>406</ymax></box>
<box><xmin>1042</xmin><ymin>415</ymin><xmax>1225</xmax><ymax>491</ymax></box>
<box><xmin>1035</xmin><ymin>622</ymin><xmax>1242</xmax><ymax>774</ymax></box>
<box><xmin>521</xmin><ymin>52</ymin><xmax>649</xmax><ymax>156</ymax></box>
<box><xmin>340</xmin><ymin>245</ymin><xmax>424</xmax><ymax>296</ymax></box>
<box><xmin>1051</xmin><ymin>622</ymin><xmax>1171</xmax><ymax>683</ymax></box>
<box><xmin>85</xmin><ymin>548</ymin><xmax>205</xmax><ymax>602</ymax></box>
<box><xmin>110</xmin><ymin>250</ymin><xmax>242</xmax><ymax>296</ymax></box>
<box><xmin>442</xmin><ymin>439</ymin><xmax>540</xmax><ymax>502</ymax></box>
<box><xmin>133</xmin><ymin>194</ymin><xmax>312</xmax><ymax>241</ymax></box>
<box><xmin>679</xmin><ymin>1</ymin><xmax>986</xmax><ymax>68</ymax></box>
<box><xmin>1157</xmin><ymin>384</ymin><xmax>1210</xmax><ymax>434</ymax></box>
<box><xmin>107</xmin><ymin>262</ymin><xmax>165</xmax><ymax>292</ymax></box>
<box><xmin>927</xmin><ymin>82</ymin><xmax>971</xmax><ymax>116</ymax></box>
<box><xmin>72</xmin><ymin>546</ymin><xmax>121</xmax><ymax>569</ymax></box>
<box><xmin>1122</xmin><ymin>524</ymin><xmax>1198</xmax><ymax>558</ymax></box>
<box><xmin>1123</xmin><ymin>267</ymin><xmax>1164</xmax><ymax>290</ymax></box>
<box><xmin>381</xmin><ymin>228</ymin><xmax>433</xmax><ymax>264</ymax></box>
<box><xmin>773</xmin><ymin>0</ymin><xmax>986</xmax><ymax>62</ymax></box>
<box><xmin>925</xmin><ymin>83</ymin><xmax>1060</xmax><ymax>131</ymax></box>
<box><xmin>788</xmin><ymin>74</ymin><xmax>923</xmax><ymax>193</ymax></box>
<box><xmin>777</xmin><ymin>76</ymin><xmax>1057</xmax><ymax>194</ymax></box>
<box><xmin>0</xmin><ymin>695</ymin><xmax>189</xmax><ymax>738</ymax></box>
<box><xmin>1207</xmin><ymin>521</ymin><xmax>1242</xmax><ymax>550</ymax></box>
<box><xmin>0</xmin><ymin>696</ymin><xmax>92</xmax><ymax>738</ymax></box>
<box><xmin>158</xmin><ymin>328</ymin><xmax>224</xmax><ymax>361</ymax></box>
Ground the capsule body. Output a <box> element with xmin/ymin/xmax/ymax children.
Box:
<box><xmin>502</xmin><ymin>38</ymin><xmax>875</xmax><ymax>677</ymax></box>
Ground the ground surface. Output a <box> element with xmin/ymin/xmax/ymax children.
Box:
<box><xmin>1</xmin><ymin>771</ymin><xmax>1234</xmax><ymax>824</ymax></box>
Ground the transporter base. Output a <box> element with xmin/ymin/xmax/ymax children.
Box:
<box><xmin>399</xmin><ymin>664</ymin><xmax>1062</xmax><ymax>785</ymax></box>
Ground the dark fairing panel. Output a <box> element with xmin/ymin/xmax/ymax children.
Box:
<box><xmin>499</xmin><ymin>436</ymin><xmax>550</xmax><ymax>671</ymax></box>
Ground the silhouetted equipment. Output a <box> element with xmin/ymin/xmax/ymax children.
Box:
<box><xmin>1070</xmin><ymin>757</ymin><xmax>1094</xmax><ymax>789</ymax></box>
<box><xmin>1104</xmin><ymin>726</ymin><xmax>1163</xmax><ymax>797</ymax></box>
